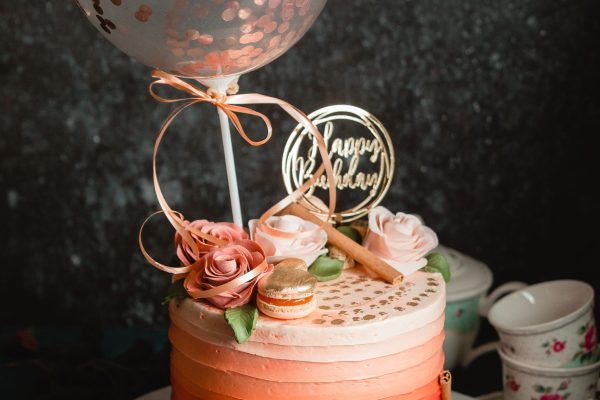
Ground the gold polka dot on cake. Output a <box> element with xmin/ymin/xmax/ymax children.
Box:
<box><xmin>353</xmin><ymin>309</ymin><xmax>362</xmax><ymax>314</ymax></box>
<box><xmin>362</xmin><ymin>297</ymin><xmax>372</xmax><ymax>301</ymax></box>
<box><xmin>427</xmin><ymin>277</ymin><xmax>436</xmax><ymax>281</ymax></box>
<box><xmin>379</xmin><ymin>300</ymin><xmax>388</xmax><ymax>305</ymax></box>
<box><xmin>412</xmin><ymin>297</ymin><xmax>421</xmax><ymax>301</ymax></box>
<box><xmin>352</xmin><ymin>317</ymin><xmax>360</xmax><ymax>321</ymax></box>
<box><xmin>407</xmin><ymin>302</ymin><xmax>419</xmax><ymax>306</ymax></box>
<box><xmin>425</xmin><ymin>288</ymin><xmax>436</xmax><ymax>293</ymax></box>
<box><xmin>427</xmin><ymin>282</ymin><xmax>439</xmax><ymax>286</ymax></box>
<box><xmin>331</xmin><ymin>319</ymin><xmax>344</xmax><ymax>325</ymax></box>
<box><xmin>354</xmin><ymin>288</ymin><xmax>363</xmax><ymax>292</ymax></box>
<box><xmin>394</xmin><ymin>306</ymin><xmax>405</xmax><ymax>311</ymax></box>
<box><xmin>319</xmin><ymin>305</ymin><xmax>331</xmax><ymax>310</ymax></box>
<box><xmin>338</xmin><ymin>310</ymin><xmax>348</xmax><ymax>315</ymax></box>
<box><xmin>374</xmin><ymin>290</ymin><xmax>383</xmax><ymax>294</ymax></box>
<box><xmin>420</xmin><ymin>293</ymin><xmax>428</xmax><ymax>297</ymax></box>
<box><xmin>362</xmin><ymin>315</ymin><xmax>376</xmax><ymax>320</ymax></box>
<box><xmin>312</xmin><ymin>319</ymin><xmax>325</xmax><ymax>324</ymax></box>
<box><xmin>329</xmin><ymin>289</ymin><xmax>340</xmax><ymax>293</ymax></box>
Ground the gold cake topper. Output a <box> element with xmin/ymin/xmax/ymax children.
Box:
<box><xmin>282</xmin><ymin>105</ymin><xmax>395</xmax><ymax>223</ymax></box>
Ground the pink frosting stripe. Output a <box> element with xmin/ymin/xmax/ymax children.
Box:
<box><xmin>171</xmin><ymin>371</ymin><xmax>442</xmax><ymax>400</ymax></box>
<box><xmin>170</xmin><ymin>349</ymin><xmax>444</xmax><ymax>400</ymax></box>
<box><xmin>170</xmin><ymin>324</ymin><xmax>444</xmax><ymax>382</ymax></box>
<box><xmin>170</xmin><ymin>309</ymin><xmax>445</xmax><ymax>362</ymax></box>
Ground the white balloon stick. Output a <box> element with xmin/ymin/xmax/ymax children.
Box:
<box><xmin>199</xmin><ymin>76</ymin><xmax>243</xmax><ymax>228</ymax></box>
<box><xmin>217</xmin><ymin>106</ymin><xmax>243</xmax><ymax>227</ymax></box>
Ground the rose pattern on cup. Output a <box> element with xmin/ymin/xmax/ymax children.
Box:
<box><xmin>530</xmin><ymin>380</ymin><xmax>570</xmax><ymax>400</ymax></box>
<box><xmin>569</xmin><ymin>321</ymin><xmax>598</xmax><ymax>366</ymax></box>
<box><xmin>543</xmin><ymin>339</ymin><xmax>567</xmax><ymax>355</ymax></box>
<box><xmin>494</xmin><ymin>304</ymin><xmax>597</xmax><ymax>368</ymax></box>
<box><xmin>505</xmin><ymin>374</ymin><xmax>520</xmax><ymax>392</ymax></box>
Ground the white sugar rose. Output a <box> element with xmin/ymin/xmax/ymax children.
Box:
<box><xmin>363</xmin><ymin>206</ymin><xmax>438</xmax><ymax>276</ymax></box>
<box><xmin>249</xmin><ymin>215</ymin><xmax>328</xmax><ymax>267</ymax></box>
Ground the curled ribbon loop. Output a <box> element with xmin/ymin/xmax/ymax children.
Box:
<box><xmin>140</xmin><ymin>70</ymin><xmax>337</xmax><ymax>298</ymax></box>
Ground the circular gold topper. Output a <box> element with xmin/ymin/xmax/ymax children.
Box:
<box><xmin>282</xmin><ymin>105</ymin><xmax>395</xmax><ymax>223</ymax></box>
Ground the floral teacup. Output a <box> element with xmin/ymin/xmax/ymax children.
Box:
<box><xmin>487</xmin><ymin>280</ymin><xmax>598</xmax><ymax>368</ymax></box>
<box><xmin>500</xmin><ymin>348</ymin><xmax>600</xmax><ymax>400</ymax></box>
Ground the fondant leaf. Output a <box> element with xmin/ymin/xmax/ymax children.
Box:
<box><xmin>336</xmin><ymin>226</ymin><xmax>362</xmax><ymax>244</ymax></box>
<box><xmin>224</xmin><ymin>305</ymin><xmax>259</xmax><ymax>344</ymax></box>
<box><xmin>423</xmin><ymin>252</ymin><xmax>451</xmax><ymax>282</ymax></box>
<box><xmin>308</xmin><ymin>255</ymin><xmax>344</xmax><ymax>282</ymax></box>
<box><xmin>162</xmin><ymin>278</ymin><xmax>190</xmax><ymax>306</ymax></box>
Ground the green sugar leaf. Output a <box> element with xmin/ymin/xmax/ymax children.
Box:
<box><xmin>224</xmin><ymin>305</ymin><xmax>259</xmax><ymax>344</ymax></box>
<box><xmin>423</xmin><ymin>252</ymin><xmax>451</xmax><ymax>282</ymax></box>
<box><xmin>162</xmin><ymin>278</ymin><xmax>190</xmax><ymax>306</ymax></box>
<box><xmin>308</xmin><ymin>255</ymin><xmax>344</xmax><ymax>282</ymax></box>
<box><xmin>336</xmin><ymin>225</ymin><xmax>362</xmax><ymax>244</ymax></box>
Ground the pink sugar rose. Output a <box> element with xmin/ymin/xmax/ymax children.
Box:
<box><xmin>249</xmin><ymin>214</ymin><xmax>328</xmax><ymax>267</ymax></box>
<box><xmin>184</xmin><ymin>239</ymin><xmax>273</xmax><ymax>309</ymax></box>
<box><xmin>175</xmin><ymin>219</ymin><xmax>248</xmax><ymax>266</ymax></box>
<box><xmin>540</xmin><ymin>395</ymin><xmax>563</xmax><ymax>400</ymax></box>
<box><xmin>363</xmin><ymin>206</ymin><xmax>439</xmax><ymax>276</ymax></box>
<box><xmin>552</xmin><ymin>340</ymin><xmax>566</xmax><ymax>353</ymax></box>
<box><xmin>585</xmin><ymin>324</ymin><xmax>596</xmax><ymax>353</ymax></box>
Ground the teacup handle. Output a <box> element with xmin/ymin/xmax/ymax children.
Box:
<box><xmin>461</xmin><ymin>341</ymin><xmax>500</xmax><ymax>368</ymax></box>
<box><xmin>478</xmin><ymin>281</ymin><xmax>527</xmax><ymax>317</ymax></box>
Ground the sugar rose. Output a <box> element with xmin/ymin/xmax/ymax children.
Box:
<box><xmin>363</xmin><ymin>206</ymin><xmax>438</xmax><ymax>276</ymax></box>
<box><xmin>184</xmin><ymin>239</ymin><xmax>272</xmax><ymax>309</ymax></box>
<box><xmin>249</xmin><ymin>215</ymin><xmax>328</xmax><ymax>267</ymax></box>
<box><xmin>175</xmin><ymin>220</ymin><xmax>248</xmax><ymax>266</ymax></box>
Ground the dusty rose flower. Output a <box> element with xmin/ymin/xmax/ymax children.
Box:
<box><xmin>585</xmin><ymin>324</ymin><xmax>596</xmax><ymax>353</ymax></box>
<box><xmin>552</xmin><ymin>340</ymin><xmax>566</xmax><ymax>353</ymax></box>
<box><xmin>175</xmin><ymin>219</ymin><xmax>248</xmax><ymax>266</ymax></box>
<box><xmin>363</xmin><ymin>206</ymin><xmax>438</xmax><ymax>276</ymax></box>
<box><xmin>184</xmin><ymin>239</ymin><xmax>272</xmax><ymax>309</ymax></box>
<box><xmin>249</xmin><ymin>215</ymin><xmax>328</xmax><ymax>267</ymax></box>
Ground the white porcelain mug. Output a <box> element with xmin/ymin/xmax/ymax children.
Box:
<box><xmin>464</xmin><ymin>280</ymin><xmax>598</xmax><ymax>369</ymax></box>
<box><xmin>444</xmin><ymin>281</ymin><xmax>527</xmax><ymax>370</ymax></box>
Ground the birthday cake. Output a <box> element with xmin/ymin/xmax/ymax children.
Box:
<box><xmin>169</xmin><ymin>269</ymin><xmax>446</xmax><ymax>400</ymax></box>
<box><xmin>151</xmin><ymin>104</ymin><xmax>453</xmax><ymax>400</ymax></box>
<box><xmin>73</xmin><ymin>2</ymin><xmax>452</xmax><ymax>399</ymax></box>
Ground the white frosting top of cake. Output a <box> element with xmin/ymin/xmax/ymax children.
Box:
<box><xmin>171</xmin><ymin>269</ymin><xmax>445</xmax><ymax>349</ymax></box>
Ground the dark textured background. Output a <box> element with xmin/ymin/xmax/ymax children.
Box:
<box><xmin>2</xmin><ymin>0</ymin><xmax>600</xmax><ymax>397</ymax></box>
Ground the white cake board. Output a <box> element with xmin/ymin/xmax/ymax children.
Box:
<box><xmin>134</xmin><ymin>386</ymin><xmax>481</xmax><ymax>400</ymax></box>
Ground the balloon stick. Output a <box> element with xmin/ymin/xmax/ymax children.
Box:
<box><xmin>199</xmin><ymin>76</ymin><xmax>243</xmax><ymax>227</ymax></box>
<box><xmin>217</xmin><ymin>106</ymin><xmax>243</xmax><ymax>227</ymax></box>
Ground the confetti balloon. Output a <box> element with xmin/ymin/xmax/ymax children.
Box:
<box><xmin>75</xmin><ymin>0</ymin><xmax>327</xmax><ymax>80</ymax></box>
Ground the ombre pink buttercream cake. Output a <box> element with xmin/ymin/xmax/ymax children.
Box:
<box><xmin>169</xmin><ymin>268</ymin><xmax>446</xmax><ymax>400</ymax></box>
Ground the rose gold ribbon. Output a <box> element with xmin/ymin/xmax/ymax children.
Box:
<box><xmin>184</xmin><ymin>260</ymin><xmax>270</xmax><ymax>300</ymax></box>
<box><xmin>139</xmin><ymin>70</ymin><xmax>336</xmax><ymax>287</ymax></box>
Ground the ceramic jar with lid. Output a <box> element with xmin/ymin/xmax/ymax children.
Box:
<box><xmin>437</xmin><ymin>245</ymin><xmax>526</xmax><ymax>370</ymax></box>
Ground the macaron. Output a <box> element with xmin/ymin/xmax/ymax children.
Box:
<box><xmin>256</xmin><ymin>261</ymin><xmax>317</xmax><ymax>319</ymax></box>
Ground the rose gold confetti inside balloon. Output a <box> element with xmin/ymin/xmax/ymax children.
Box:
<box><xmin>76</xmin><ymin>0</ymin><xmax>327</xmax><ymax>81</ymax></box>
<box><xmin>75</xmin><ymin>0</ymin><xmax>328</xmax><ymax>227</ymax></box>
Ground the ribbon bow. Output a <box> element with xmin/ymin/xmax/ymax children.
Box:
<box><xmin>139</xmin><ymin>70</ymin><xmax>337</xmax><ymax>284</ymax></box>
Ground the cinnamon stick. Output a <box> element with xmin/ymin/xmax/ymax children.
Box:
<box><xmin>279</xmin><ymin>203</ymin><xmax>403</xmax><ymax>285</ymax></box>
<box><xmin>439</xmin><ymin>370</ymin><xmax>452</xmax><ymax>400</ymax></box>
